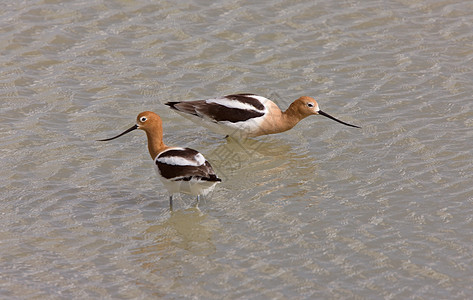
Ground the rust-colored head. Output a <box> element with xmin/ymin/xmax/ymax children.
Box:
<box><xmin>291</xmin><ymin>96</ymin><xmax>321</xmax><ymax>118</ymax></box>
<box><xmin>97</xmin><ymin>111</ymin><xmax>163</xmax><ymax>141</ymax></box>
<box><xmin>135</xmin><ymin>111</ymin><xmax>163</xmax><ymax>133</ymax></box>
<box><xmin>97</xmin><ymin>111</ymin><xmax>168</xmax><ymax>159</ymax></box>
<box><xmin>290</xmin><ymin>96</ymin><xmax>361</xmax><ymax>128</ymax></box>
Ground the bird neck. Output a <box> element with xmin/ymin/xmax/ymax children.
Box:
<box><xmin>280</xmin><ymin>103</ymin><xmax>306</xmax><ymax>130</ymax></box>
<box><xmin>254</xmin><ymin>101</ymin><xmax>302</xmax><ymax>136</ymax></box>
<box><xmin>145</xmin><ymin>126</ymin><xmax>168</xmax><ymax>160</ymax></box>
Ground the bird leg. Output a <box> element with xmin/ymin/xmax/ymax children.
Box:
<box><xmin>194</xmin><ymin>194</ymin><xmax>201</xmax><ymax>208</ymax></box>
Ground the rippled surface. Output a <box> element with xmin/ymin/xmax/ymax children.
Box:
<box><xmin>1</xmin><ymin>0</ymin><xmax>473</xmax><ymax>298</ymax></box>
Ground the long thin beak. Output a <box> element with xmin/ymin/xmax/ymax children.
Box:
<box><xmin>318</xmin><ymin>110</ymin><xmax>361</xmax><ymax>128</ymax></box>
<box><xmin>96</xmin><ymin>124</ymin><xmax>138</xmax><ymax>141</ymax></box>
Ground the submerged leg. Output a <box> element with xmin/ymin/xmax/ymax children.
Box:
<box><xmin>194</xmin><ymin>194</ymin><xmax>201</xmax><ymax>208</ymax></box>
<box><xmin>169</xmin><ymin>195</ymin><xmax>173</xmax><ymax>211</ymax></box>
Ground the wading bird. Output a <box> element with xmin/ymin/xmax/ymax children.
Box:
<box><xmin>166</xmin><ymin>94</ymin><xmax>360</xmax><ymax>138</ymax></box>
<box><xmin>97</xmin><ymin>111</ymin><xmax>221</xmax><ymax>210</ymax></box>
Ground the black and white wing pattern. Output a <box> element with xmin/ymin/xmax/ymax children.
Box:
<box><xmin>165</xmin><ymin>94</ymin><xmax>272</xmax><ymax>136</ymax></box>
<box><xmin>166</xmin><ymin>94</ymin><xmax>269</xmax><ymax>124</ymax></box>
<box><xmin>155</xmin><ymin>147</ymin><xmax>221</xmax><ymax>182</ymax></box>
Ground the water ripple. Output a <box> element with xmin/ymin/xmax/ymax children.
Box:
<box><xmin>1</xmin><ymin>0</ymin><xmax>473</xmax><ymax>298</ymax></box>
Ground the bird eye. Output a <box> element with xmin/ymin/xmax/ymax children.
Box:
<box><xmin>307</xmin><ymin>103</ymin><xmax>314</xmax><ymax>108</ymax></box>
<box><xmin>140</xmin><ymin>116</ymin><xmax>147</xmax><ymax>122</ymax></box>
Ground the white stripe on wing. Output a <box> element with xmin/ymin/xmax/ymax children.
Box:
<box><xmin>206</xmin><ymin>96</ymin><xmax>267</xmax><ymax>112</ymax></box>
<box><xmin>157</xmin><ymin>149</ymin><xmax>206</xmax><ymax>167</ymax></box>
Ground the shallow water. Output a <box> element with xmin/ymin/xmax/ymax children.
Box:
<box><xmin>1</xmin><ymin>0</ymin><xmax>473</xmax><ymax>298</ymax></box>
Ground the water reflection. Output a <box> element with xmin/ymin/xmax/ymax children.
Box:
<box><xmin>209</xmin><ymin>135</ymin><xmax>299</xmax><ymax>182</ymax></box>
<box><xmin>132</xmin><ymin>208</ymin><xmax>216</xmax><ymax>267</ymax></box>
